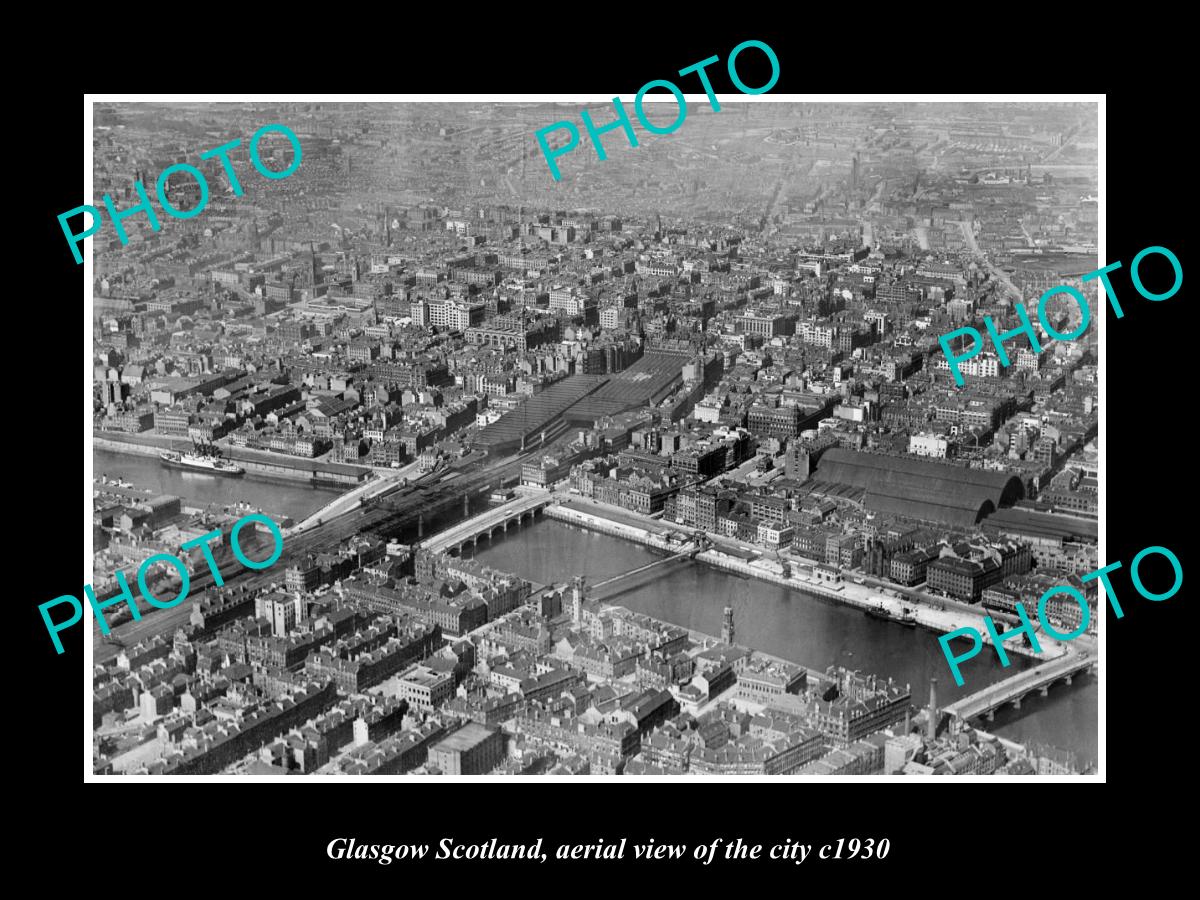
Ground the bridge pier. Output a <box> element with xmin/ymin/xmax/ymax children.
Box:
<box><xmin>986</xmin><ymin>710</ymin><xmax>994</xmax><ymax>722</ymax></box>
<box><xmin>1039</xmin><ymin>686</ymin><xmax>1049</xmax><ymax>697</ymax></box>
<box><xmin>1065</xmin><ymin>674</ymin><xmax>1073</xmax><ymax>686</ymax></box>
<box><xmin>1011</xmin><ymin>696</ymin><xmax>1022</xmax><ymax>710</ymax></box>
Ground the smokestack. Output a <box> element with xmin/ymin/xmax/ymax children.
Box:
<box><xmin>572</xmin><ymin>575</ymin><xmax>585</xmax><ymax>627</ymax></box>
<box><xmin>927</xmin><ymin>677</ymin><xmax>939</xmax><ymax>741</ymax></box>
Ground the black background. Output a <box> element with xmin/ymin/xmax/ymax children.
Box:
<box><xmin>19</xmin><ymin>22</ymin><xmax>1191</xmax><ymax>887</ymax></box>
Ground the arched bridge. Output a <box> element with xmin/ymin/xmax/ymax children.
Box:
<box><xmin>944</xmin><ymin>650</ymin><xmax>1096</xmax><ymax>723</ymax></box>
<box><xmin>419</xmin><ymin>492</ymin><xmax>555</xmax><ymax>556</ymax></box>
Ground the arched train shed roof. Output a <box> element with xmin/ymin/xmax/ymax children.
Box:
<box><xmin>814</xmin><ymin>448</ymin><xmax>1024</xmax><ymax>526</ymax></box>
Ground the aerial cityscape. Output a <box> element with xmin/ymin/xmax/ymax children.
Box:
<box><xmin>89</xmin><ymin>100</ymin><xmax>1100</xmax><ymax>776</ymax></box>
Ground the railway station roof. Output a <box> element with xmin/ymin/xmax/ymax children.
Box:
<box><xmin>814</xmin><ymin>448</ymin><xmax>1024</xmax><ymax>526</ymax></box>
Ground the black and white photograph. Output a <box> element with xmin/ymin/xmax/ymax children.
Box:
<box><xmin>77</xmin><ymin>96</ymin><xmax>1108</xmax><ymax>780</ymax></box>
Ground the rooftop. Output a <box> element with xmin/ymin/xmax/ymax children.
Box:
<box><xmin>433</xmin><ymin>722</ymin><xmax>497</xmax><ymax>754</ymax></box>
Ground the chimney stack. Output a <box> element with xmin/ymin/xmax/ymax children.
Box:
<box><xmin>572</xmin><ymin>575</ymin><xmax>585</xmax><ymax>627</ymax></box>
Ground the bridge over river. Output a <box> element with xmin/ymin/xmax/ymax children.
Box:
<box><xmin>944</xmin><ymin>649</ymin><xmax>1096</xmax><ymax>722</ymax></box>
<box><xmin>418</xmin><ymin>492</ymin><xmax>556</xmax><ymax>555</ymax></box>
<box><xmin>587</xmin><ymin>546</ymin><xmax>701</xmax><ymax>599</ymax></box>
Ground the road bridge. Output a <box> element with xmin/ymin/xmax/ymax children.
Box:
<box><xmin>418</xmin><ymin>492</ymin><xmax>555</xmax><ymax>556</ymax></box>
<box><xmin>944</xmin><ymin>650</ymin><xmax>1096</xmax><ymax>722</ymax></box>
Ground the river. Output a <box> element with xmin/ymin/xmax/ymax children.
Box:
<box><xmin>91</xmin><ymin>447</ymin><xmax>1099</xmax><ymax>766</ymax></box>
<box><xmin>468</xmin><ymin>517</ymin><xmax>1099</xmax><ymax>769</ymax></box>
<box><xmin>93</xmin><ymin>448</ymin><xmax>346</xmax><ymax>522</ymax></box>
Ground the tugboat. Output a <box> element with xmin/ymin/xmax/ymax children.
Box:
<box><xmin>160</xmin><ymin>440</ymin><xmax>244</xmax><ymax>477</ymax></box>
<box><xmin>865</xmin><ymin>598</ymin><xmax>892</xmax><ymax>622</ymax></box>
<box><xmin>898</xmin><ymin>605</ymin><xmax>918</xmax><ymax>628</ymax></box>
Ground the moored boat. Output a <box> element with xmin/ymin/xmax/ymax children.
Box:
<box><xmin>160</xmin><ymin>449</ymin><xmax>245</xmax><ymax>477</ymax></box>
